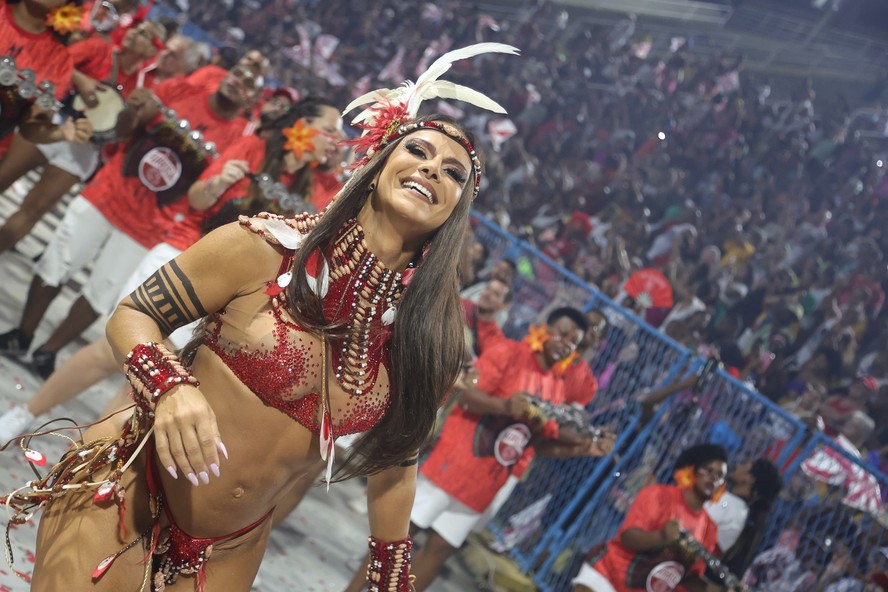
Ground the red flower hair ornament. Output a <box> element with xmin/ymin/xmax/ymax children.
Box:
<box><xmin>342</xmin><ymin>42</ymin><xmax>520</xmax><ymax>200</ymax></box>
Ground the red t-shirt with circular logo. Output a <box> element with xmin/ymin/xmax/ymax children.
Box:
<box><xmin>420</xmin><ymin>338</ymin><xmax>598</xmax><ymax>512</ymax></box>
<box><xmin>590</xmin><ymin>484</ymin><xmax>719</xmax><ymax>592</ymax></box>
<box><xmin>81</xmin><ymin>78</ymin><xmax>248</xmax><ymax>249</ymax></box>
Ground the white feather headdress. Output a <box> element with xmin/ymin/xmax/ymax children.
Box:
<box><xmin>342</xmin><ymin>42</ymin><xmax>520</xmax><ymax>188</ymax></box>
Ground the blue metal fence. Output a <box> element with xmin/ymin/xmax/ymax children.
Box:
<box><xmin>469</xmin><ymin>212</ymin><xmax>887</xmax><ymax>592</ymax></box>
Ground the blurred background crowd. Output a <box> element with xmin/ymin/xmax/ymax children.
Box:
<box><xmin>161</xmin><ymin>0</ymin><xmax>888</xmax><ymax>465</ymax></box>
<box><xmin>2</xmin><ymin>0</ymin><xmax>888</xmax><ymax>589</ymax></box>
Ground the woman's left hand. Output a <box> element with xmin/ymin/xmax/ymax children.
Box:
<box><xmin>153</xmin><ymin>384</ymin><xmax>225</xmax><ymax>486</ymax></box>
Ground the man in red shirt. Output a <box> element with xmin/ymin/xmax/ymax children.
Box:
<box><xmin>462</xmin><ymin>277</ymin><xmax>512</xmax><ymax>356</ymax></box>
<box><xmin>0</xmin><ymin>66</ymin><xmax>259</xmax><ymax>378</ymax></box>
<box><xmin>0</xmin><ymin>0</ymin><xmax>93</xmax><ymax>155</ymax></box>
<box><xmin>404</xmin><ymin>307</ymin><xmax>612</xmax><ymax>591</ymax></box>
<box><xmin>135</xmin><ymin>33</ymin><xmax>201</xmax><ymax>90</ymax></box>
<box><xmin>572</xmin><ymin>444</ymin><xmax>729</xmax><ymax>592</ymax></box>
<box><xmin>0</xmin><ymin>20</ymin><xmax>165</xmax><ymax>256</ymax></box>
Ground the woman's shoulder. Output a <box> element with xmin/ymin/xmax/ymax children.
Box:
<box><xmin>238</xmin><ymin>212</ymin><xmax>322</xmax><ymax>250</ymax></box>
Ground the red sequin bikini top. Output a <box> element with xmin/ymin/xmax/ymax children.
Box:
<box><xmin>202</xmin><ymin>213</ymin><xmax>407</xmax><ymax>436</ymax></box>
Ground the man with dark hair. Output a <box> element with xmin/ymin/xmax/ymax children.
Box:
<box><xmin>462</xmin><ymin>276</ymin><xmax>513</xmax><ymax>356</ymax></box>
<box><xmin>573</xmin><ymin>443</ymin><xmax>733</xmax><ymax>592</ymax></box>
<box><xmin>394</xmin><ymin>306</ymin><xmax>612</xmax><ymax>592</ymax></box>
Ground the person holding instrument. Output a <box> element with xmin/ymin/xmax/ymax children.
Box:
<box><xmin>572</xmin><ymin>444</ymin><xmax>741</xmax><ymax>592</ymax></box>
<box><xmin>0</xmin><ymin>96</ymin><xmax>343</xmax><ymax>441</ymax></box>
<box><xmin>0</xmin><ymin>64</ymin><xmax>257</xmax><ymax>379</ymax></box>
<box><xmin>0</xmin><ymin>0</ymin><xmax>93</xmax><ymax>155</ymax></box>
<box><xmin>2</xmin><ymin>42</ymin><xmax>519</xmax><ymax>591</ymax></box>
<box><xmin>0</xmin><ymin>19</ymin><xmax>165</xmax><ymax>256</ymax></box>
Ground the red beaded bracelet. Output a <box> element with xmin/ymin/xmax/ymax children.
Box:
<box><xmin>124</xmin><ymin>342</ymin><xmax>198</xmax><ymax>407</ymax></box>
<box><xmin>367</xmin><ymin>535</ymin><xmax>414</xmax><ymax>592</ymax></box>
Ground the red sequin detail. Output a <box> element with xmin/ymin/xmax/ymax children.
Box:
<box><xmin>203</xmin><ymin>214</ymin><xmax>403</xmax><ymax>436</ymax></box>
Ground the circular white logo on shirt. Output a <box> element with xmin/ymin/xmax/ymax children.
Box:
<box><xmin>493</xmin><ymin>423</ymin><xmax>532</xmax><ymax>467</ymax></box>
<box><xmin>138</xmin><ymin>146</ymin><xmax>183</xmax><ymax>192</ymax></box>
<box><xmin>646</xmin><ymin>561</ymin><xmax>685</xmax><ymax>592</ymax></box>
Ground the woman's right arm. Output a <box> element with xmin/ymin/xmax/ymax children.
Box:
<box><xmin>188</xmin><ymin>160</ymin><xmax>250</xmax><ymax>210</ymax></box>
<box><xmin>106</xmin><ymin>222</ymin><xmax>280</xmax><ymax>483</ymax></box>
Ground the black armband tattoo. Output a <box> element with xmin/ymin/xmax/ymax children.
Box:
<box><xmin>129</xmin><ymin>260</ymin><xmax>208</xmax><ymax>335</ymax></box>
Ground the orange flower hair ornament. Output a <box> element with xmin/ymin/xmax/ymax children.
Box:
<box><xmin>524</xmin><ymin>324</ymin><xmax>549</xmax><ymax>353</ymax></box>
<box><xmin>45</xmin><ymin>3</ymin><xmax>84</xmax><ymax>34</ymax></box>
<box><xmin>673</xmin><ymin>466</ymin><xmax>696</xmax><ymax>489</ymax></box>
<box><xmin>282</xmin><ymin>119</ymin><xmax>318</xmax><ymax>161</ymax></box>
<box><xmin>673</xmin><ymin>465</ymin><xmax>727</xmax><ymax>502</ymax></box>
<box><xmin>523</xmin><ymin>325</ymin><xmax>579</xmax><ymax>375</ymax></box>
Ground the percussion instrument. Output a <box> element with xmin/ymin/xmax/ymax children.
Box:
<box><xmin>527</xmin><ymin>396</ymin><xmax>604</xmax><ymax>441</ymax></box>
<box><xmin>72</xmin><ymin>88</ymin><xmax>125</xmax><ymax>143</ymax></box>
<box><xmin>246</xmin><ymin>172</ymin><xmax>317</xmax><ymax>214</ymax></box>
<box><xmin>678</xmin><ymin>530</ymin><xmax>744</xmax><ymax>590</ymax></box>
<box><xmin>0</xmin><ymin>55</ymin><xmax>62</xmax><ymax>140</ymax></box>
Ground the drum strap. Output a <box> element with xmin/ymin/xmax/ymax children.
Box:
<box><xmin>108</xmin><ymin>49</ymin><xmax>120</xmax><ymax>88</ymax></box>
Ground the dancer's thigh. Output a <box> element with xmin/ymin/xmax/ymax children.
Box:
<box><xmin>31</xmin><ymin>421</ymin><xmax>152</xmax><ymax>591</ymax></box>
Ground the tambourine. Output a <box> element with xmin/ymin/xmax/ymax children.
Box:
<box><xmin>246</xmin><ymin>172</ymin><xmax>317</xmax><ymax>214</ymax></box>
<box><xmin>0</xmin><ymin>56</ymin><xmax>61</xmax><ymax>140</ymax></box>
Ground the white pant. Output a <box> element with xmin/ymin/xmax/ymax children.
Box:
<box><xmin>36</xmin><ymin>140</ymin><xmax>100</xmax><ymax>181</ymax></box>
<box><xmin>571</xmin><ymin>563</ymin><xmax>617</xmax><ymax>592</ymax></box>
<box><xmin>472</xmin><ymin>475</ymin><xmax>520</xmax><ymax>533</ymax></box>
<box><xmin>411</xmin><ymin>475</ymin><xmax>483</xmax><ymax>548</ymax></box>
<box><xmin>115</xmin><ymin>242</ymin><xmax>197</xmax><ymax>350</ymax></box>
<box><xmin>36</xmin><ymin>195</ymin><xmax>147</xmax><ymax>315</ymax></box>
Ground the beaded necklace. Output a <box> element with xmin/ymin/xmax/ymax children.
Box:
<box><xmin>326</xmin><ymin>220</ymin><xmax>406</xmax><ymax>395</ymax></box>
<box><xmin>270</xmin><ymin>215</ymin><xmax>408</xmax><ymax>397</ymax></box>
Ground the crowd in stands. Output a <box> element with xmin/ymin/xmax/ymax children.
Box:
<box><xmin>164</xmin><ymin>0</ymin><xmax>888</xmax><ymax>469</ymax></box>
<box><xmin>2</xmin><ymin>0</ymin><xmax>887</xmax><ymax>588</ymax></box>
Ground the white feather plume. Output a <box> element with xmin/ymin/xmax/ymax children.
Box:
<box><xmin>343</xmin><ymin>42</ymin><xmax>520</xmax><ymax>124</ymax></box>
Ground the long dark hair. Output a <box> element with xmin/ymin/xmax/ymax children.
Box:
<box><xmin>721</xmin><ymin>458</ymin><xmax>783</xmax><ymax>576</ymax></box>
<box><xmin>288</xmin><ymin>114</ymin><xmax>479</xmax><ymax>479</ymax></box>
<box><xmin>249</xmin><ymin>96</ymin><xmax>332</xmax><ymax>206</ymax></box>
<box><xmin>201</xmin><ymin>96</ymin><xmax>334</xmax><ymax>233</ymax></box>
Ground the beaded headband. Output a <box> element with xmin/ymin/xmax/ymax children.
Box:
<box><xmin>343</xmin><ymin>42</ymin><xmax>520</xmax><ymax>200</ymax></box>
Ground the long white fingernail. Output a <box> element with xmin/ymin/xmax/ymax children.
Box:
<box><xmin>166</xmin><ymin>466</ymin><xmax>178</xmax><ymax>479</ymax></box>
<box><xmin>186</xmin><ymin>473</ymin><xmax>199</xmax><ymax>487</ymax></box>
<box><xmin>217</xmin><ymin>442</ymin><xmax>229</xmax><ymax>460</ymax></box>
<box><xmin>199</xmin><ymin>471</ymin><xmax>210</xmax><ymax>485</ymax></box>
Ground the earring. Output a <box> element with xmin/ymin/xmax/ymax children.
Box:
<box><xmin>368</xmin><ymin>182</ymin><xmax>377</xmax><ymax>192</ymax></box>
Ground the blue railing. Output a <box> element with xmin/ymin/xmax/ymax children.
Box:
<box><xmin>469</xmin><ymin>211</ymin><xmax>887</xmax><ymax>592</ymax></box>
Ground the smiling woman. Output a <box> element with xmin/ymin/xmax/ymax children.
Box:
<box><xmin>3</xmin><ymin>43</ymin><xmax>519</xmax><ymax>592</ymax></box>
